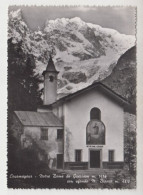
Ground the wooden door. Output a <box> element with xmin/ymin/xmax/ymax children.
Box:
<box><xmin>57</xmin><ymin>154</ymin><xmax>63</xmax><ymax>169</ymax></box>
<box><xmin>90</xmin><ymin>150</ymin><xmax>100</xmax><ymax>168</ymax></box>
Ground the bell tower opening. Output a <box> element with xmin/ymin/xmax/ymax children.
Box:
<box><xmin>49</xmin><ymin>75</ymin><xmax>54</xmax><ymax>82</ymax></box>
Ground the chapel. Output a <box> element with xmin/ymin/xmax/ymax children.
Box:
<box><xmin>12</xmin><ymin>55</ymin><xmax>129</xmax><ymax>170</ymax></box>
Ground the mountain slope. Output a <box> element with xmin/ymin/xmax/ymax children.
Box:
<box><xmin>8</xmin><ymin>9</ymin><xmax>135</xmax><ymax>97</ymax></box>
<box><xmin>102</xmin><ymin>46</ymin><xmax>136</xmax><ymax>105</ymax></box>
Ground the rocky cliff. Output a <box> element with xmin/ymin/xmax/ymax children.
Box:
<box><xmin>8</xmin><ymin>9</ymin><xmax>136</xmax><ymax>98</ymax></box>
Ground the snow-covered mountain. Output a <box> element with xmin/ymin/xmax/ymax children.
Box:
<box><xmin>8</xmin><ymin>9</ymin><xmax>135</xmax><ymax>97</ymax></box>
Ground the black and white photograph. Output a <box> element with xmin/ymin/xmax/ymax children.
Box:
<box><xmin>7</xmin><ymin>5</ymin><xmax>137</xmax><ymax>189</ymax></box>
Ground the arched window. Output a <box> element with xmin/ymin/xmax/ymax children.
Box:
<box><xmin>90</xmin><ymin>107</ymin><xmax>101</xmax><ymax>120</ymax></box>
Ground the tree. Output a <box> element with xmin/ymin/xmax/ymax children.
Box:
<box><xmin>8</xmin><ymin>38</ymin><xmax>42</xmax><ymax>116</ymax></box>
<box><xmin>8</xmin><ymin>38</ymin><xmax>43</xmax><ymax>156</ymax></box>
<box><xmin>124</xmin><ymin>113</ymin><xmax>136</xmax><ymax>176</ymax></box>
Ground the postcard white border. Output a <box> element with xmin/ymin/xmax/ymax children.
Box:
<box><xmin>0</xmin><ymin>0</ymin><xmax>143</xmax><ymax>195</ymax></box>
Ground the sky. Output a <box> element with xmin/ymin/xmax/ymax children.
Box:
<box><xmin>9</xmin><ymin>6</ymin><xmax>136</xmax><ymax>35</ymax></box>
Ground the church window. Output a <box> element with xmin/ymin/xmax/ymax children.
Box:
<box><xmin>57</xmin><ymin>129</ymin><xmax>63</xmax><ymax>140</ymax></box>
<box><xmin>41</xmin><ymin>128</ymin><xmax>48</xmax><ymax>140</ymax></box>
<box><xmin>90</xmin><ymin>107</ymin><xmax>101</xmax><ymax>120</ymax></box>
<box><xmin>109</xmin><ymin>150</ymin><xmax>114</xmax><ymax>162</ymax></box>
<box><xmin>75</xmin><ymin>150</ymin><xmax>82</xmax><ymax>162</ymax></box>
<box><xmin>49</xmin><ymin>75</ymin><xmax>54</xmax><ymax>82</ymax></box>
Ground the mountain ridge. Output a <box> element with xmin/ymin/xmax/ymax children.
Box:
<box><xmin>8</xmin><ymin>9</ymin><xmax>136</xmax><ymax>97</ymax></box>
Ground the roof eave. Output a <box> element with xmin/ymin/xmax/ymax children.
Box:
<box><xmin>19</xmin><ymin>125</ymin><xmax>64</xmax><ymax>127</ymax></box>
<box><xmin>14</xmin><ymin>111</ymin><xmax>24</xmax><ymax>126</ymax></box>
<box><xmin>42</xmin><ymin>70</ymin><xmax>59</xmax><ymax>76</ymax></box>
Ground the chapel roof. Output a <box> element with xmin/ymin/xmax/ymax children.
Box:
<box><xmin>46</xmin><ymin>82</ymin><xmax>130</xmax><ymax>108</ymax></box>
<box><xmin>14</xmin><ymin>111</ymin><xmax>63</xmax><ymax>127</ymax></box>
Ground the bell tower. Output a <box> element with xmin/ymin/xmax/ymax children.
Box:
<box><xmin>42</xmin><ymin>55</ymin><xmax>59</xmax><ymax>105</ymax></box>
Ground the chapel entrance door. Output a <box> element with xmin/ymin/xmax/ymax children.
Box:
<box><xmin>57</xmin><ymin>154</ymin><xmax>63</xmax><ymax>169</ymax></box>
<box><xmin>90</xmin><ymin>150</ymin><xmax>101</xmax><ymax>168</ymax></box>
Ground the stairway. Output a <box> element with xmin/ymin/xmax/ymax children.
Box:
<box><xmin>68</xmin><ymin>162</ymin><xmax>88</xmax><ymax>170</ymax></box>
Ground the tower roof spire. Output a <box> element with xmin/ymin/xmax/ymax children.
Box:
<box><xmin>46</xmin><ymin>55</ymin><xmax>58</xmax><ymax>72</ymax></box>
<box><xmin>42</xmin><ymin>55</ymin><xmax>59</xmax><ymax>76</ymax></box>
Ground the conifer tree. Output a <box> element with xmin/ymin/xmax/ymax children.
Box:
<box><xmin>8</xmin><ymin>38</ymin><xmax>42</xmax><ymax>122</ymax></box>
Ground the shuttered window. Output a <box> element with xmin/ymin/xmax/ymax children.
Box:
<box><xmin>75</xmin><ymin>150</ymin><xmax>82</xmax><ymax>162</ymax></box>
<box><xmin>109</xmin><ymin>150</ymin><xmax>114</xmax><ymax>162</ymax></box>
<box><xmin>57</xmin><ymin>129</ymin><xmax>63</xmax><ymax>140</ymax></box>
<box><xmin>41</xmin><ymin>128</ymin><xmax>48</xmax><ymax>140</ymax></box>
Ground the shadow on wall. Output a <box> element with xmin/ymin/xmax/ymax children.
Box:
<box><xmin>9</xmin><ymin>131</ymin><xmax>60</xmax><ymax>173</ymax></box>
<box><xmin>65</xmin><ymin>127</ymin><xmax>73</xmax><ymax>162</ymax></box>
<box><xmin>23</xmin><ymin>133</ymin><xmax>59</xmax><ymax>169</ymax></box>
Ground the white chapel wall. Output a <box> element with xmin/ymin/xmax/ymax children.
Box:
<box><xmin>64</xmin><ymin>89</ymin><xmax>124</xmax><ymax>162</ymax></box>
